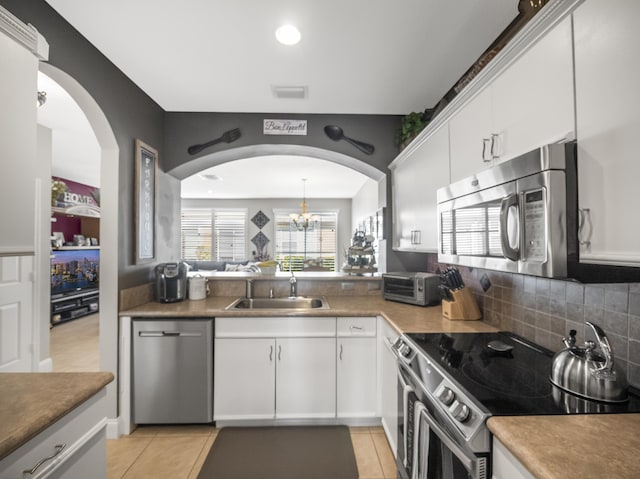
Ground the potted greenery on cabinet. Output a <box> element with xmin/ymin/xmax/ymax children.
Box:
<box><xmin>398</xmin><ymin>108</ymin><xmax>435</xmax><ymax>151</ymax></box>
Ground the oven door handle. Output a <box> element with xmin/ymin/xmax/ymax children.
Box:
<box><xmin>398</xmin><ymin>370</ymin><xmax>414</xmax><ymax>469</ymax></box>
<box><xmin>418</xmin><ymin>407</ymin><xmax>476</xmax><ymax>474</ymax></box>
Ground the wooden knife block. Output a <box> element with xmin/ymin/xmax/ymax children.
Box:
<box><xmin>442</xmin><ymin>288</ymin><xmax>481</xmax><ymax>321</ymax></box>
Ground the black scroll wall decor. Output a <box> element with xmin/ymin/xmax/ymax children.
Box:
<box><xmin>187</xmin><ymin>128</ymin><xmax>242</xmax><ymax>155</ymax></box>
<box><xmin>323</xmin><ymin>125</ymin><xmax>375</xmax><ymax>155</ymax></box>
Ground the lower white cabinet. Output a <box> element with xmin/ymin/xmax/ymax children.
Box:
<box><xmin>0</xmin><ymin>389</ymin><xmax>107</xmax><ymax>479</ymax></box>
<box><xmin>378</xmin><ymin>317</ymin><xmax>398</xmax><ymax>457</ymax></box>
<box><xmin>214</xmin><ymin>316</ymin><xmax>379</xmax><ymax>422</ymax></box>
<box><xmin>492</xmin><ymin>437</ymin><xmax>535</xmax><ymax>479</ymax></box>
<box><xmin>337</xmin><ymin>317</ymin><xmax>377</xmax><ymax>418</ymax></box>
<box><xmin>214</xmin><ymin>317</ymin><xmax>337</xmax><ymax>421</ymax></box>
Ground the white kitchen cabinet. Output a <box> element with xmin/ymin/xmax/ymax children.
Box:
<box><xmin>492</xmin><ymin>437</ymin><xmax>535</xmax><ymax>479</ymax></box>
<box><xmin>214</xmin><ymin>317</ymin><xmax>337</xmax><ymax>421</ymax></box>
<box><xmin>378</xmin><ymin>317</ymin><xmax>398</xmax><ymax>457</ymax></box>
<box><xmin>214</xmin><ymin>338</ymin><xmax>276</xmax><ymax>420</ymax></box>
<box><xmin>276</xmin><ymin>337</ymin><xmax>336</xmax><ymax>418</ymax></box>
<box><xmin>573</xmin><ymin>0</ymin><xmax>640</xmax><ymax>266</ymax></box>
<box><xmin>391</xmin><ymin>124</ymin><xmax>450</xmax><ymax>252</ymax></box>
<box><xmin>0</xmin><ymin>389</ymin><xmax>107</xmax><ymax>479</ymax></box>
<box><xmin>337</xmin><ymin>317</ymin><xmax>377</xmax><ymax>418</ymax></box>
<box><xmin>449</xmin><ymin>16</ymin><xmax>574</xmax><ymax>183</ymax></box>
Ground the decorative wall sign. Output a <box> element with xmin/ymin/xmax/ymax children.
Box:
<box><xmin>263</xmin><ymin>119</ymin><xmax>307</xmax><ymax>136</ymax></box>
<box><xmin>135</xmin><ymin>139</ymin><xmax>158</xmax><ymax>264</ymax></box>
<box><xmin>251</xmin><ymin>210</ymin><xmax>270</xmax><ymax>229</ymax></box>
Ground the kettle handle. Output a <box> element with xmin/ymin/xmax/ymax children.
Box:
<box><xmin>586</xmin><ymin>321</ymin><xmax>615</xmax><ymax>376</ymax></box>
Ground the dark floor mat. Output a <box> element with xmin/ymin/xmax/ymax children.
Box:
<box><xmin>197</xmin><ymin>425</ymin><xmax>359</xmax><ymax>479</ymax></box>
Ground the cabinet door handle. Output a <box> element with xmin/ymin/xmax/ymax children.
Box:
<box><xmin>490</xmin><ymin>133</ymin><xmax>500</xmax><ymax>159</ymax></box>
<box><xmin>339</xmin><ymin>344</ymin><xmax>343</xmax><ymax>361</ymax></box>
<box><xmin>482</xmin><ymin>138</ymin><xmax>492</xmax><ymax>162</ymax></box>
<box><xmin>278</xmin><ymin>345</ymin><xmax>282</xmax><ymax>361</ymax></box>
<box><xmin>23</xmin><ymin>444</ymin><xmax>66</xmax><ymax>475</ymax></box>
<box><xmin>578</xmin><ymin>208</ymin><xmax>592</xmax><ymax>247</ymax></box>
<box><xmin>269</xmin><ymin>345</ymin><xmax>273</xmax><ymax>361</ymax></box>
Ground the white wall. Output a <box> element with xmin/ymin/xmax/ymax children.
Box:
<box><xmin>181</xmin><ymin>198</ymin><xmax>352</xmax><ymax>269</ymax></box>
<box><xmin>351</xmin><ymin>178</ymin><xmax>379</xmax><ymax>232</ymax></box>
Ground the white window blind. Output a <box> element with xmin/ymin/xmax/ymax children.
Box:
<box><xmin>274</xmin><ymin>211</ymin><xmax>338</xmax><ymax>271</ymax></box>
<box><xmin>213</xmin><ymin>210</ymin><xmax>247</xmax><ymax>261</ymax></box>
<box><xmin>181</xmin><ymin>209</ymin><xmax>212</xmax><ymax>260</ymax></box>
<box><xmin>181</xmin><ymin>208</ymin><xmax>247</xmax><ymax>261</ymax></box>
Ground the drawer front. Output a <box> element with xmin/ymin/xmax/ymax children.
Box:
<box><xmin>337</xmin><ymin>317</ymin><xmax>377</xmax><ymax>337</ymax></box>
<box><xmin>0</xmin><ymin>389</ymin><xmax>107</xmax><ymax>479</ymax></box>
<box><xmin>216</xmin><ymin>317</ymin><xmax>336</xmax><ymax>338</ymax></box>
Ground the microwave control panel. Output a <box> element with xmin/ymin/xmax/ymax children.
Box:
<box><xmin>523</xmin><ymin>188</ymin><xmax>546</xmax><ymax>261</ymax></box>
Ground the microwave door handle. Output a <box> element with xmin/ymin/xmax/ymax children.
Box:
<box><xmin>500</xmin><ymin>193</ymin><xmax>520</xmax><ymax>262</ymax></box>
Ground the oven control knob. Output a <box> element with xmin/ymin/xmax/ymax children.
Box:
<box><xmin>438</xmin><ymin>387</ymin><xmax>456</xmax><ymax>406</ymax></box>
<box><xmin>449</xmin><ymin>400</ymin><xmax>471</xmax><ymax>423</ymax></box>
<box><xmin>398</xmin><ymin>342</ymin><xmax>412</xmax><ymax>357</ymax></box>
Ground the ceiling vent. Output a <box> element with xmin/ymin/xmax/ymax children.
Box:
<box><xmin>272</xmin><ymin>85</ymin><xmax>307</xmax><ymax>99</ymax></box>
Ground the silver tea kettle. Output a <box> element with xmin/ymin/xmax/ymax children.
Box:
<box><xmin>550</xmin><ymin>321</ymin><xmax>628</xmax><ymax>403</ymax></box>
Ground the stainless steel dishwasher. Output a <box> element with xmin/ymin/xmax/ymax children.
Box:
<box><xmin>132</xmin><ymin>318</ymin><xmax>213</xmax><ymax>424</ymax></box>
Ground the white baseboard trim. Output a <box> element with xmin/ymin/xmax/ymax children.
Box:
<box><xmin>39</xmin><ymin>357</ymin><xmax>53</xmax><ymax>372</ymax></box>
<box><xmin>106</xmin><ymin>418</ymin><xmax>120</xmax><ymax>439</ymax></box>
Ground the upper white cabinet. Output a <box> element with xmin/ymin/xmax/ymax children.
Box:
<box><xmin>574</xmin><ymin>0</ymin><xmax>640</xmax><ymax>266</ymax></box>
<box><xmin>449</xmin><ymin>16</ymin><xmax>575</xmax><ymax>183</ymax></box>
<box><xmin>391</xmin><ymin>124</ymin><xmax>450</xmax><ymax>252</ymax></box>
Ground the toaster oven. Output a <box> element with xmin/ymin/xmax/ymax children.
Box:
<box><xmin>382</xmin><ymin>272</ymin><xmax>440</xmax><ymax>306</ymax></box>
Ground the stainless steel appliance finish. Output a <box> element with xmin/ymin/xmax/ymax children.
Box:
<box><xmin>437</xmin><ymin>142</ymin><xmax>577</xmax><ymax>278</ymax></box>
<box><xmin>550</xmin><ymin>322</ymin><xmax>629</xmax><ymax>402</ymax></box>
<box><xmin>382</xmin><ymin>272</ymin><xmax>441</xmax><ymax>306</ymax></box>
<box><xmin>393</xmin><ymin>337</ymin><xmax>490</xmax><ymax>479</ymax></box>
<box><xmin>155</xmin><ymin>262</ymin><xmax>188</xmax><ymax>303</ymax></box>
<box><xmin>391</xmin><ymin>330</ymin><xmax>640</xmax><ymax>479</ymax></box>
<box><xmin>133</xmin><ymin>319</ymin><xmax>213</xmax><ymax>424</ymax></box>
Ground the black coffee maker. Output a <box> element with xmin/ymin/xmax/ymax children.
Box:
<box><xmin>155</xmin><ymin>262</ymin><xmax>188</xmax><ymax>303</ymax></box>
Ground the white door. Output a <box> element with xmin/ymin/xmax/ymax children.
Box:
<box><xmin>275</xmin><ymin>337</ymin><xmax>336</xmax><ymax>419</ymax></box>
<box><xmin>0</xmin><ymin>256</ymin><xmax>34</xmax><ymax>372</ymax></box>
<box><xmin>214</xmin><ymin>338</ymin><xmax>275</xmax><ymax>420</ymax></box>
<box><xmin>337</xmin><ymin>337</ymin><xmax>377</xmax><ymax>417</ymax></box>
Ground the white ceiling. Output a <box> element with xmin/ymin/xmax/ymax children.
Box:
<box><xmin>43</xmin><ymin>0</ymin><xmax>518</xmax><ymax>115</ymax></box>
<box><xmin>39</xmin><ymin>0</ymin><xmax>519</xmax><ymax>197</ymax></box>
<box><xmin>181</xmin><ymin>156</ymin><xmax>372</xmax><ymax>199</ymax></box>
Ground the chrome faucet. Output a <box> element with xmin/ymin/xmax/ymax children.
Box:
<box><xmin>246</xmin><ymin>279</ymin><xmax>254</xmax><ymax>299</ymax></box>
<box><xmin>289</xmin><ymin>272</ymin><xmax>297</xmax><ymax>298</ymax></box>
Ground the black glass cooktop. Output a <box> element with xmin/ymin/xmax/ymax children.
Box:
<box><xmin>404</xmin><ymin>331</ymin><xmax>640</xmax><ymax>416</ymax></box>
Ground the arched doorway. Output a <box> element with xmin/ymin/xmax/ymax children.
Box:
<box><xmin>38</xmin><ymin>63</ymin><xmax>120</xmax><ymax>434</ymax></box>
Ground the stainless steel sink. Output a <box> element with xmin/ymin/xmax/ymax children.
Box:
<box><xmin>225</xmin><ymin>296</ymin><xmax>330</xmax><ymax>310</ymax></box>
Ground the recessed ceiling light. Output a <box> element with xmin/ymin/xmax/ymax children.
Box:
<box><xmin>275</xmin><ymin>24</ymin><xmax>301</xmax><ymax>45</ymax></box>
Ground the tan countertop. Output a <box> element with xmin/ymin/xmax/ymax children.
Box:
<box><xmin>0</xmin><ymin>372</ymin><xmax>114</xmax><ymax>460</ymax></box>
<box><xmin>488</xmin><ymin>414</ymin><xmax>640</xmax><ymax>479</ymax></box>
<box><xmin>119</xmin><ymin>295</ymin><xmax>498</xmax><ymax>334</ymax></box>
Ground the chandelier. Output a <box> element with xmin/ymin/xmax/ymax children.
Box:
<box><xmin>290</xmin><ymin>179</ymin><xmax>316</xmax><ymax>231</ymax></box>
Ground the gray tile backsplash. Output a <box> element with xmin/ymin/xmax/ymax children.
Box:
<box><xmin>436</xmin><ymin>263</ymin><xmax>640</xmax><ymax>389</ymax></box>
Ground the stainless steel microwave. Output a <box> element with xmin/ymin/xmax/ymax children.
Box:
<box><xmin>436</xmin><ymin>142</ymin><xmax>577</xmax><ymax>278</ymax></box>
<box><xmin>382</xmin><ymin>272</ymin><xmax>441</xmax><ymax>306</ymax></box>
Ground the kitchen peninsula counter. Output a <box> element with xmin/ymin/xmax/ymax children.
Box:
<box><xmin>0</xmin><ymin>372</ymin><xmax>113</xmax><ymax>460</ymax></box>
<box><xmin>119</xmin><ymin>294</ymin><xmax>498</xmax><ymax>334</ymax></box>
<box><xmin>488</xmin><ymin>414</ymin><xmax>640</xmax><ymax>479</ymax></box>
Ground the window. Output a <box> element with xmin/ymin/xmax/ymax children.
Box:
<box><xmin>274</xmin><ymin>211</ymin><xmax>338</xmax><ymax>272</ymax></box>
<box><xmin>181</xmin><ymin>209</ymin><xmax>247</xmax><ymax>261</ymax></box>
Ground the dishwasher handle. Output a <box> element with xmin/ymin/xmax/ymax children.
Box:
<box><xmin>138</xmin><ymin>331</ymin><xmax>203</xmax><ymax>337</ymax></box>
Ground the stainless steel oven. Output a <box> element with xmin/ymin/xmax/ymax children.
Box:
<box><xmin>394</xmin><ymin>340</ymin><xmax>490</xmax><ymax>479</ymax></box>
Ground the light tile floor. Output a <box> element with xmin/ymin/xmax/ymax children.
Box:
<box><xmin>51</xmin><ymin>314</ymin><xmax>397</xmax><ymax>478</ymax></box>
<box><xmin>108</xmin><ymin>425</ymin><xmax>396</xmax><ymax>479</ymax></box>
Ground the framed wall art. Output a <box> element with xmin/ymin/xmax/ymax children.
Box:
<box><xmin>135</xmin><ymin>139</ymin><xmax>158</xmax><ymax>264</ymax></box>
